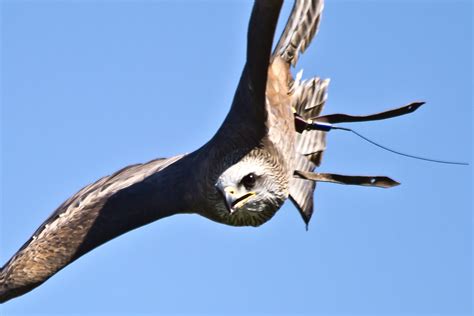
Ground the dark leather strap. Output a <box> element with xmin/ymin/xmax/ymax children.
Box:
<box><xmin>313</xmin><ymin>101</ymin><xmax>424</xmax><ymax>124</ymax></box>
<box><xmin>294</xmin><ymin>170</ymin><xmax>400</xmax><ymax>188</ymax></box>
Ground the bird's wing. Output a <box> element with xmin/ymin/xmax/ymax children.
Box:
<box><xmin>208</xmin><ymin>0</ymin><xmax>283</xmax><ymax>154</ymax></box>
<box><xmin>0</xmin><ymin>154</ymin><xmax>197</xmax><ymax>303</ymax></box>
<box><xmin>246</xmin><ymin>0</ymin><xmax>284</xmax><ymax>106</ymax></box>
<box><xmin>272</xmin><ymin>0</ymin><xmax>324</xmax><ymax>66</ymax></box>
<box><xmin>0</xmin><ymin>1</ymin><xmax>286</xmax><ymax>303</ymax></box>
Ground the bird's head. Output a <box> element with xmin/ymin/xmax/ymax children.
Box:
<box><xmin>213</xmin><ymin>153</ymin><xmax>288</xmax><ymax>227</ymax></box>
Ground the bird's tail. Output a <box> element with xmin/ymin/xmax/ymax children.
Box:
<box><xmin>271</xmin><ymin>0</ymin><xmax>327</xmax><ymax>226</ymax></box>
<box><xmin>288</xmin><ymin>75</ymin><xmax>330</xmax><ymax>227</ymax></box>
<box><xmin>272</xmin><ymin>0</ymin><xmax>324</xmax><ymax>66</ymax></box>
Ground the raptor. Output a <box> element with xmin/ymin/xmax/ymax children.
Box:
<box><xmin>0</xmin><ymin>0</ymin><xmax>419</xmax><ymax>303</ymax></box>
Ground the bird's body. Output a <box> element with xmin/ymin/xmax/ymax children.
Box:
<box><xmin>1</xmin><ymin>0</ymin><xmax>409</xmax><ymax>303</ymax></box>
<box><xmin>205</xmin><ymin>57</ymin><xmax>298</xmax><ymax>227</ymax></box>
<box><xmin>1</xmin><ymin>0</ymin><xmax>329</xmax><ymax>302</ymax></box>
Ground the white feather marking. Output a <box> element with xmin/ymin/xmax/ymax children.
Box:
<box><xmin>295</xmin><ymin>69</ymin><xmax>304</xmax><ymax>86</ymax></box>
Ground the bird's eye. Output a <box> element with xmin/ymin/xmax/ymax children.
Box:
<box><xmin>241</xmin><ymin>173</ymin><xmax>257</xmax><ymax>190</ymax></box>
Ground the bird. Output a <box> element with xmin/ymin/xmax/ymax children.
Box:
<box><xmin>1</xmin><ymin>0</ymin><xmax>417</xmax><ymax>303</ymax></box>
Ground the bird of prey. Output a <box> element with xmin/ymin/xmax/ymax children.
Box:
<box><xmin>0</xmin><ymin>0</ymin><xmax>421</xmax><ymax>303</ymax></box>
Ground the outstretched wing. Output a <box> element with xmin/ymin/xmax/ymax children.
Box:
<box><xmin>0</xmin><ymin>154</ymin><xmax>195</xmax><ymax>303</ymax></box>
<box><xmin>0</xmin><ymin>0</ymin><xmax>286</xmax><ymax>303</ymax></box>
<box><xmin>273</xmin><ymin>0</ymin><xmax>324</xmax><ymax>66</ymax></box>
<box><xmin>209</xmin><ymin>0</ymin><xmax>283</xmax><ymax>153</ymax></box>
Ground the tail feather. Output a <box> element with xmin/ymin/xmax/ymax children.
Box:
<box><xmin>289</xmin><ymin>76</ymin><xmax>329</xmax><ymax>226</ymax></box>
<box><xmin>289</xmin><ymin>154</ymin><xmax>316</xmax><ymax>227</ymax></box>
<box><xmin>293</xmin><ymin>76</ymin><xmax>329</xmax><ymax>160</ymax></box>
<box><xmin>271</xmin><ymin>0</ymin><xmax>328</xmax><ymax>225</ymax></box>
<box><xmin>293</xmin><ymin>76</ymin><xmax>329</xmax><ymax>163</ymax></box>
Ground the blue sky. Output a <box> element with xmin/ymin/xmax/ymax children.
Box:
<box><xmin>0</xmin><ymin>1</ymin><xmax>472</xmax><ymax>315</ymax></box>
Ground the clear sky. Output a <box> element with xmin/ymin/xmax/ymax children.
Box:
<box><xmin>0</xmin><ymin>1</ymin><xmax>472</xmax><ymax>315</ymax></box>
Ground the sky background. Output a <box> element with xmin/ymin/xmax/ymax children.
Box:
<box><xmin>0</xmin><ymin>0</ymin><xmax>472</xmax><ymax>315</ymax></box>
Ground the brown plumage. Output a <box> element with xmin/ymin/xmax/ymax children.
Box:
<box><xmin>1</xmin><ymin>0</ymin><xmax>414</xmax><ymax>303</ymax></box>
<box><xmin>0</xmin><ymin>0</ymin><xmax>315</xmax><ymax>303</ymax></box>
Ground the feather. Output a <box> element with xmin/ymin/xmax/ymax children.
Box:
<box><xmin>273</xmin><ymin>0</ymin><xmax>324</xmax><ymax>66</ymax></box>
<box><xmin>288</xmin><ymin>77</ymin><xmax>329</xmax><ymax>225</ymax></box>
<box><xmin>0</xmin><ymin>1</ymin><xmax>287</xmax><ymax>302</ymax></box>
<box><xmin>0</xmin><ymin>155</ymin><xmax>189</xmax><ymax>303</ymax></box>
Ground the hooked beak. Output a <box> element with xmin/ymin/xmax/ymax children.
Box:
<box><xmin>215</xmin><ymin>184</ymin><xmax>256</xmax><ymax>214</ymax></box>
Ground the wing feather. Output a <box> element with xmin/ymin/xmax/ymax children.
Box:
<box><xmin>0</xmin><ymin>154</ymin><xmax>189</xmax><ymax>303</ymax></box>
<box><xmin>214</xmin><ymin>0</ymin><xmax>283</xmax><ymax>149</ymax></box>
<box><xmin>273</xmin><ymin>0</ymin><xmax>324</xmax><ymax>66</ymax></box>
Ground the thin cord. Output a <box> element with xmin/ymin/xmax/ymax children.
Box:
<box><xmin>331</xmin><ymin>126</ymin><xmax>469</xmax><ymax>166</ymax></box>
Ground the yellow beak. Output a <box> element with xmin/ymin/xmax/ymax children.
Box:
<box><xmin>217</xmin><ymin>185</ymin><xmax>256</xmax><ymax>213</ymax></box>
